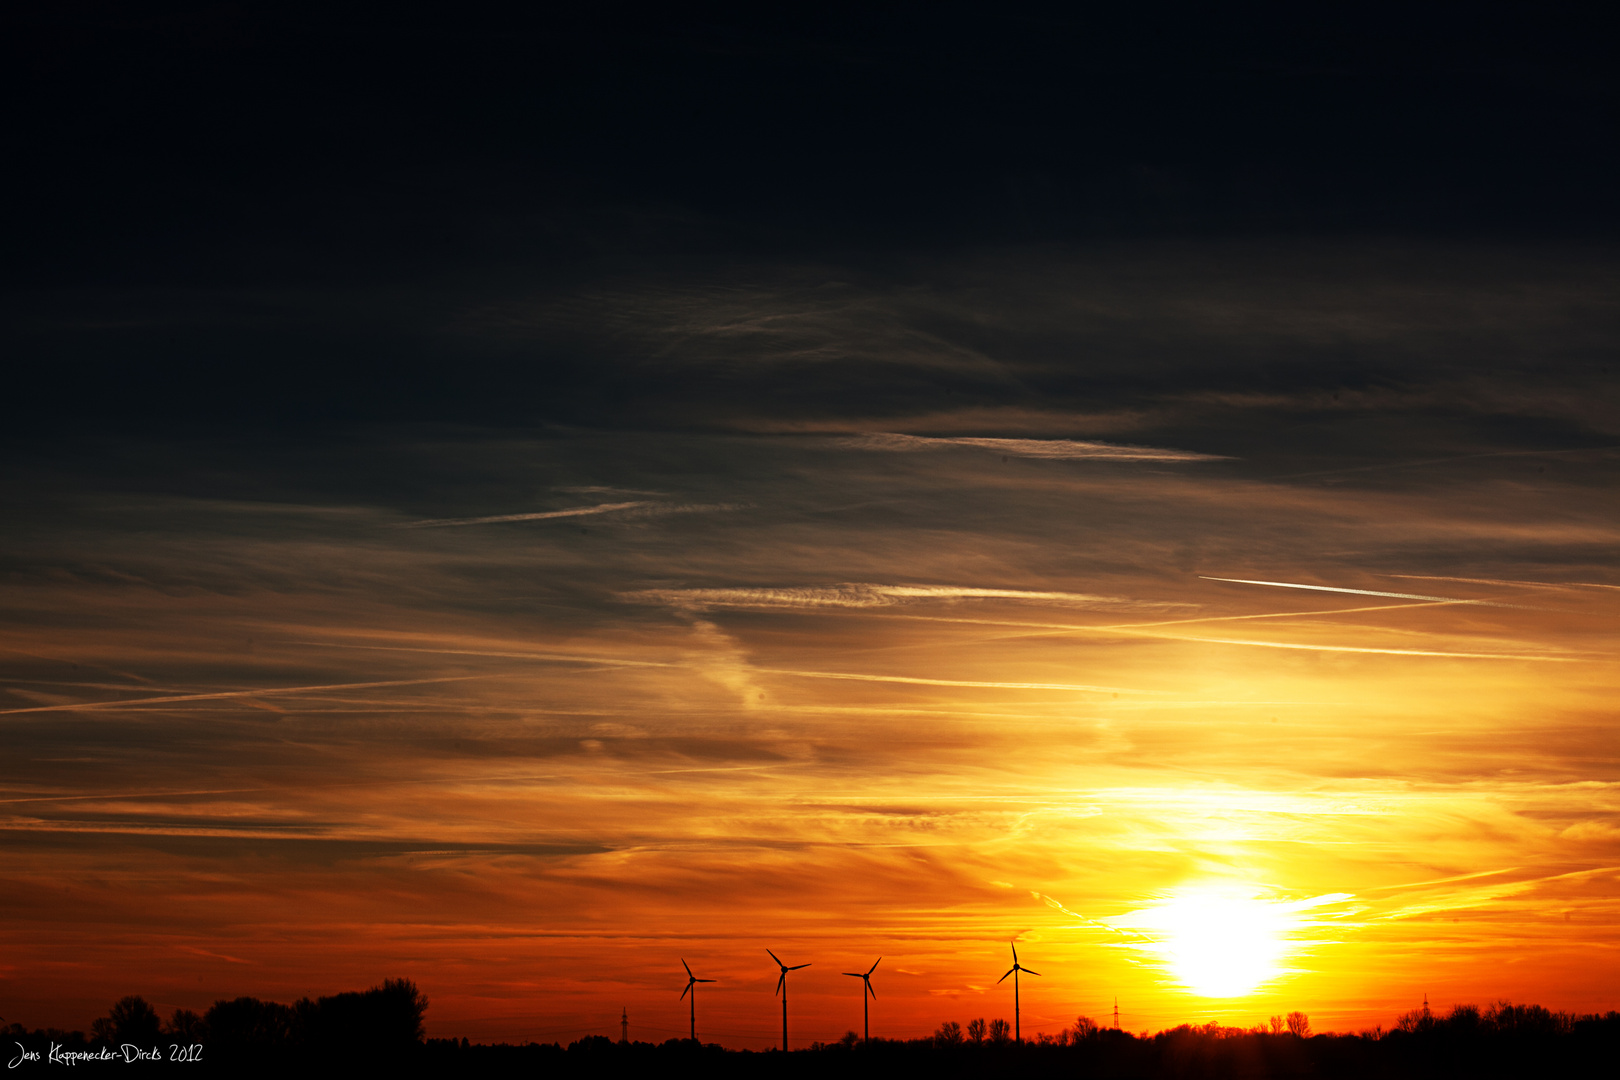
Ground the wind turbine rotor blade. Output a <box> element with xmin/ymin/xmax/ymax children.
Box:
<box><xmin>680</xmin><ymin>982</ymin><xmax>690</xmax><ymax>1000</ymax></box>
<box><xmin>1026</xmin><ymin>968</ymin><xmax>1042</xmax><ymax>976</ymax></box>
<box><xmin>997</xmin><ymin>968</ymin><xmax>1014</xmax><ymax>984</ymax></box>
<box><xmin>867</xmin><ymin>958</ymin><xmax>881</xmax><ymax>975</ymax></box>
<box><xmin>867</xmin><ymin>981</ymin><xmax>876</xmax><ymax>999</ymax></box>
<box><xmin>683</xmin><ymin>958</ymin><xmax>694</xmax><ymax>978</ymax></box>
<box><xmin>789</xmin><ymin>963</ymin><xmax>811</xmax><ymax>970</ymax></box>
<box><xmin>767</xmin><ymin>949</ymin><xmax>783</xmax><ymax>967</ymax></box>
<box><xmin>776</xmin><ymin>973</ymin><xmax>785</xmax><ymax>995</ymax></box>
<box><xmin>697</xmin><ymin>978</ymin><xmax>716</xmax><ymax>983</ymax></box>
<box><xmin>1012</xmin><ymin>943</ymin><xmax>1019</xmax><ymax>964</ymax></box>
<box><xmin>843</xmin><ymin>972</ymin><xmax>862</xmax><ymax>978</ymax></box>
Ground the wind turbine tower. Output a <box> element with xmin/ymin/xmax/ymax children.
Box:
<box><xmin>996</xmin><ymin>942</ymin><xmax>1041</xmax><ymax>1043</ymax></box>
<box><xmin>768</xmin><ymin>949</ymin><xmax>811</xmax><ymax>1051</ymax></box>
<box><xmin>841</xmin><ymin>957</ymin><xmax>880</xmax><ymax>1042</ymax></box>
<box><xmin>679</xmin><ymin>959</ymin><xmax>715</xmax><ymax>1042</ymax></box>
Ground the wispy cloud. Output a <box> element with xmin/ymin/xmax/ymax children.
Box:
<box><xmin>844</xmin><ymin>433</ymin><xmax>1226</xmax><ymax>461</ymax></box>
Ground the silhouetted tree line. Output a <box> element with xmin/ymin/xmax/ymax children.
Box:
<box><xmin>8</xmin><ymin>992</ymin><xmax>1619</xmax><ymax>1077</ymax></box>
<box><xmin>5</xmin><ymin>978</ymin><xmax>424</xmax><ymax>1074</ymax></box>
<box><xmin>428</xmin><ymin>1003</ymin><xmax>1620</xmax><ymax>1079</ymax></box>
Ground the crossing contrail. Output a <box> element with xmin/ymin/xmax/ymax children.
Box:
<box><xmin>1157</xmin><ymin>634</ymin><xmax>1579</xmax><ymax>662</ymax></box>
<box><xmin>848</xmin><ymin>433</ymin><xmax>1226</xmax><ymax>461</ymax></box>
<box><xmin>0</xmin><ymin>676</ymin><xmax>483</xmax><ymax>715</ymax></box>
<box><xmin>286</xmin><ymin>641</ymin><xmax>1148</xmax><ymax>692</ymax></box>
<box><xmin>1200</xmin><ymin>576</ymin><xmax>1524</xmax><ymax>608</ymax></box>
<box><xmin>400</xmin><ymin>501</ymin><xmax>650</xmax><ymax>527</ymax></box>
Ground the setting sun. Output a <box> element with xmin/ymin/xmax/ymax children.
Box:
<box><xmin>1115</xmin><ymin>889</ymin><xmax>1354</xmax><ymax>999</ymax></box>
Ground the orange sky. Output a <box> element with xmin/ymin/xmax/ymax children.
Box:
<box><xmin>4</xmin><ymin>401</ymin><xmax>1617</xmax><ymax>1046</ymax></box>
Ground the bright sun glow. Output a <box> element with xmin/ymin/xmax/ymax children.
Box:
<box><xmin>1113</xmin><ymin>887</ymin><xmax>1352</xmax><ymax>998</ymax></box>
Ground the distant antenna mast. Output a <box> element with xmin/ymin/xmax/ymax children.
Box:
<box><xmin>621</xmin><ymin>1006</ymin><xmax>628</xmax><ymax>1043</ymax></box>
<box><xmin>1114</xmin><ymin>997</ymin><xmax>1120</xmax><ymax>1030</ymax></box>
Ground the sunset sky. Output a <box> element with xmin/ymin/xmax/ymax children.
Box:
<box><xmin>4</xmin><ymin>3</ymin><xmax>1618</xmax><ymax>1050</ymax></box>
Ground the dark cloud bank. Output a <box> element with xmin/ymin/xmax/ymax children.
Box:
<box><xmin>5</xmin><ymin>2</ymin><xmax>1618</xmax><ymax>446</ymax></box>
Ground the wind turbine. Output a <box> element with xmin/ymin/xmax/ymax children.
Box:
<box><xmin>841</xmin><ymin>957</ymin><xmax>880</xmax><ymax>1043</ymax></box>
<box><xmin>767</xmin><ymin>949</ymin><xmax>810</xmax><ymax>1050</ymax></box>
<box><xmin>679</xmin><ymin>959</ymin><xmax>715</xmax><ymax>1041</ymax></box>
<box><xmin>996</xmin><ymin>942</ymin><xmax>1040</xmax><ymax>1043</ymax></box>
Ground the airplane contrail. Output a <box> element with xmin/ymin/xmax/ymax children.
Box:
<box><xmin>1273</xmin><ymin>443</ymin><xmax>1620</xmax><ymax>481</ymax></box>
<box><xmin>178</xmin><ymin>946</ymin><xmax>251</xmax><ymax>965</ymax></box>
<box><xmin>1036</xmin><ymin>892</ymin><xmax>1136</xmax><ymax>937</ymax></box>
<box><xmin>1199</xmin><ymin>576</ymin><xmax>1523</xmax><ymax>608</ymax></box>
<box><xmin>1368</xmin><ymin>868</ymin><xmax>1620</xmax><ymax>922</ymax></box>
<box><xmin>286</xmin><ymin>640</ymin><xmax>684</xmax><ymax>669</ymax></box>
<box><xmin>400</xmin><ymin>501</ymin><xmax>650</xmax><ymax>527</ymax></box>
<box><xmin>1158</xmin><ymin>634</ymin><xmax>1580</xmax><ymax>662</ymax></box>
<box><xmin>283</xmin><ymin>641</ymin><xmax>1146</xmax><ymax>692</ymax></box>
<box><xmin>1391</xmin><ymin>574</ymin><xmax>1620</xmax><ymax>593</ymax></box>
<box><xmin>621</xmin><ymin>583</ymin><xmax>1161</xmax><ymax>610</ymax></box>
<box><xmin>1363</xmin><ymin>867</ymin><xmax>1521</xmax><ymax>892</ymax></box>
<box><xmin>0</xmin><ymin>787</ymin><xmax>269</xmax><ymax>806</ymax></box>
<box><xmin>0</xmin><ymin>676</ymin><xmax>484</xmax><ymax>716</ymax></box>
<box><xmin>856</xmin><ymin>600</ymin><xmax>1464</xmax><ymax>642</ymax></box>
<box><xmin>752</xmin><ymin>668</ymin><xmax>1141</xmax><ymax>693</ymax></box>
<box><xmin>848</xmin><ymin>433</ymin><xmax>1226</xmax><ymax>461</ymax></box>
